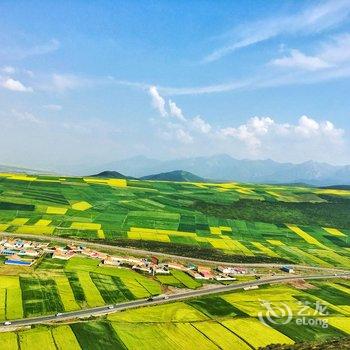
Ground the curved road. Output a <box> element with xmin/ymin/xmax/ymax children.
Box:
<box><xmin>3</xmin><ymin>272</ymin><xmax>350</xmax><ymax>328</ymax></box>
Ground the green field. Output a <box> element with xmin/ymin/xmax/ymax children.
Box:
<box><xmin>3</xmin><ymin>281</ymin><xmax>350</xmax><ymax>349</ymax></box>
<box><xmin>0</xmin><ymin>173</ymin><xmax>349</xmax><ymax>267</ymax></box>
<box><xmin>0</xmin><ymin>254</ymin><xmax>204</xmax><ymax>321</ymax></box>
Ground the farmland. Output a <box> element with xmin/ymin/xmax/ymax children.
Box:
<box><xmin>3</xmin><ymin>280</ymin><xmax>350</xmax><ymax>349</ymax></box>
<box><xmin>0</xmin><ymin>173</ymin><xmax>349</xmax><ymax>268</ymax></box>
<box><xmin>0</xmin><ymin>254</ymin><xmax>175</xmax><ymax>322</ymax></box>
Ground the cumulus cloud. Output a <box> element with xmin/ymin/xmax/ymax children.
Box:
<box><xmin>219</xmin><ymin>115</ymin><xmax>344</xmax><ymax>153</ymax></box>
<box><xmin>149</xmin><ymin>86</ymin><xmax>167</xmax><ymax>117</ymax></box>
<box><xmin>1</xmin><ymin>78</ymin><xmax>33</xmax><ymax>92</ymax></box>
<box><xmin>192</xmin><ymin>116</ymin><xmax>211</xmax><ymax>134</ymax></box>
<box><xmin>168</xmin><ymin>99</ymin><xmax>185</xmax><ymax>121</ymax></box>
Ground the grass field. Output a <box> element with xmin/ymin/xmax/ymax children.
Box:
<box><xmin>0</xmin><ymin>173</ymin><xmax>349</xmax><ymax>267</ymax></box>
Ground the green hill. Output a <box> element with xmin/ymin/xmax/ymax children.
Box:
<box><xmin>140</xmin><ymin>170</ymin><xmax>205</xmax><ymax>182</ymax></box>
<box><xmin>90</xmin><ymin>170</ymin><xmax>130</xmax><ymax>179</ymax></box>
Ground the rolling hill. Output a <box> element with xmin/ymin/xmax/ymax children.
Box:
<box><xmin>140</xmin><ymin>170</ymin><xmax>205</xmax><ymax>182</ymax></box>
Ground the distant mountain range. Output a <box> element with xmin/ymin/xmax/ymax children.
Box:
<box><xmin>0</xmin><ymin>164</ymin><xmax>49</xmax><ymax>175</ymax></box>
<box><xmin>92</xmin><ymin>154</ymin><xmax>350</xmax><ymax>186</ymax></box>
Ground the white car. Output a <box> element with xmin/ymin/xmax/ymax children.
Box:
<box><xmin>4</xmin><ymin>321</ymin><xmax>12</xmax><ymax>326</ymax></box>
<box><xmin>108</xmin><ymin>305</ymin><xmax>114</xmax><ymax>309</ymax></box>
<box><xmin>55</xmin><ymin>313</ymin><xmax>63</xmax><ymax>317</ymax></box>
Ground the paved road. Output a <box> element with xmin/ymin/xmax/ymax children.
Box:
<box><xmin>3</xmin><ymin>272</ymin><xmax>349</xmax><ymax>328</ymax></box>
<box><xmin>0</xmin><ymin>231</ymin><xmax>348</xmax><ymax>272</ymax></box>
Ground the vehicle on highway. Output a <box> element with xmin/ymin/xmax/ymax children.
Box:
<box><xmin>163</xmin><ymin>295</ymin><xmax>169</xmax><ymax>300</ymax></box>
<box><xmin>4</xmin><ymin>321</ymin><xmax>12</xmax><ymax>326</ymax></box>
<box><xmin>147</xmin><ymin>297</ymin><xmax>154</xmax><ymax>302</ymax></box>
<box><xmin>108</xmin><ymin>305</ymin><xmax>114</xmax><ymax>309</ymax></box>
<box><xmin>55</xmin><ymin>313</ymin><xmax>63</xmax><ymax>317</ymax></box>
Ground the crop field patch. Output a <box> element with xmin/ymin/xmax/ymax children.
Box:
<box><xmin>0</xmin><ymin>275</ymin><xmax>23</xmax><ymax>320</ymax></box>
<box><xmin>306</xmin><ymin>284</ymin><xmax>350</xmax><ymax>307</ymax></box>
<box><xmin>54</xmin><ymin>275</ymin><xmax>80</xmax><ymax>311</ymax></box>
<box><xmin>109</xmin><ymin>302</ymin><xmax>207</xmax><ymax>323</ymax></box>
<box><xmin>20</xmin><ymin>276</ymin><xmax>64</xmax><ymax>317</ymax></box>
<box><xmin>0</xmin><ymin>332</ymin><xmax>18</xmax><ymax>350</ymax></box>
<box><xmin>267</xmin><ymin>318</ymin><xmax>348</xmax><ymax>342</ymax></box>
<box><xmin>19</xmin><ymin>327</ymin><xmax>56</xmax><ymax>350</ymax></box>
<box><xmin>192</xmin><ymin>321</ymin><xmax>251</xmax><ymax>350</ymax></box>
<box><xmin>71</xmin><ymin>321</ymin><xmax>126</xmax><ymax>350</ymax></box>
<box><xmin>112</xmin><ymin>322</ymin><xmax>218</xmax><ymax>350</ymax></box>
<box><xmin>221</xmin><ymin>318</ymin><xmax>294</xmax><ymax>348</ymax></box>
<box><xmin>90</xmin><ymin>273</ymin><xmax>130</xmax><ymax>304</ymax></box>
<box><xmin>171</xmin><ymin>270</ymin><xmax>201</xmax><ymax>289</ymax></box>
<box><xmin>65</xmin><ymin>272</ymin><xmax>86</xmax><ymax>303</ymax></box>
<box><xmin>52</xmin><ymin>325</ymin><xmax>81</xmax><ymax>350</ymax></box>
<box><xmin>76</xmin><ymin>272</ymin><xmax>105</xmax><ymax>307</ymax></box>
<box><xmin>38</xmin><ymin>257</ymin><xmax>68</xmax><ymax>270</ymax></box>
<box><xmin>187</xmin><ymin>295</ymin><xmax>243</xmax><ymax>317</ymax></box>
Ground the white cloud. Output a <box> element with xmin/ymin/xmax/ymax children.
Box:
<box><xmin>203</xmin><ymin>0</ymin><xmax>350</xmax><ymax>62</ymax></box>
<box><xmin>271</xmin><ymin>49</ymin><xmax>332</xmax><ymax>71</ymax></box>
<box><xmin>219</xmin><ymin>117</ymin><xmax>275</xmax><ymax>150</ymax></box>
<box><xmin>192</xmin><ymin>116</ymin><xmax>211</xmax><ymax>133</ymax></box>
<box><xmin>51</xmin><ymin>74</ymin><xmax>84</xmax><ymax>92</ymax></box>
<box><xmin>2</xmin><ymin>66</ymin><xmax>15</xmax><ymax>74</ymax></box>
<box><xmin>219</xmin><ymin>115</ymin><xmax>344</xmax><ymax>153</ymax></box>
<box><xmin>168</xmin><ymin>99</ymin><xmax>185</xmax><ymax>121</ymax></box>
<box><xmin>1</xmin><ymin>78</ymin><xmax>33</xmax><ymax>92</ymax></box>
<box><xmin>149</xmin><ymin>86</ymin><xmax>167</xmax><ymax>117</ymax></box>
<box><xmin>175</xmin><ymin>129</ymin><xmax>193</xmax><ymax>144</ymax></box>
<box><xmin>319</xmin><ymin>33</ymin><xmax>350</xmax><ymax>64</ymax></box>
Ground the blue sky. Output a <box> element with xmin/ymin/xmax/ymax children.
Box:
<box><xmin>1</xmin><ymin>0</ymin><xmax>350</xmax><ymax>171</ymax></box>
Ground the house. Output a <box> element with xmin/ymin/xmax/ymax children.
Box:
<box><xmin>218</xmin><ymin>266</ymin><xmax>237</xmax><ymax>274</ymax></box>
<box><xmin>197</xmin><ymin>265</ymin><xmax>214</xmax><ymax>279</ymax></box>
<box><xmin>52</xmin><ymin>250</ymin><xmax>75</xmax><ymax>260</ymax></box>
<box><xmin>0</xmin><ymin>249</ymin><xmax>16</xmax><ymax>256</ymax></box>
<box><xmin>103</xmin><ymin>256</ymin><xmax>123</xmax><ymax>266</ymax></box>
<box><xmin>218</xmin><ymin>266</ymin><xmax>247</xmax><ymax>275</ymax></box>
<box><xmin>281</xmin><ymin>266</ymin><xmax>294</xmax><ymax>273</ymax></box>
<box><xmin>151</xmin><ymin>256</ymin><xmax>159</xmax><ymax>265</ymax></box>
<box><xmin>187</xmin><ymin>263</ymin><xmax>197</xmax><ymax>270</ymax></box>
<box><xmin>186</xmin><ymin>269</ymin><xmax>206</xmax><ymax>279</ymax></box>
<box><xmin>168</xmin><ymin>262</ymin><xmax>186</xmax><ymax>270</ymax></box>
<box><xmin>5</xmin><ymin>259</ymin><xmax>33</xmax><ymax>266</ymax></box>
<box><xmin>152</xmin><ymin>266</ymin><xmax>170</xmax><ymax>274</ymax></box>
<box><xmin>215</xmin><ymin>274</ymin><xmax>237</xmax><ymax>281</ymax></box>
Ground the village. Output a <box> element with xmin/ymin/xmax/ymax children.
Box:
<box><xmin>0</xmin><ymin>237</ymin><xmax>295</xmax><ymax>282</ymax></box>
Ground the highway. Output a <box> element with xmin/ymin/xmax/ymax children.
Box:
<box><xmin>3</xmin><ymin>272</ymin><xmax>349</xmax><ymax>328</ymax></box>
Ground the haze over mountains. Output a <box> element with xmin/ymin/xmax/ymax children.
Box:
<box><xmin>92</xmin><ymin>154</ymin><xmax>350</xmax><ymax>186</ymax></box>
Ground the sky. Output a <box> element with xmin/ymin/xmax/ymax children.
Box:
<box><xmin>1</xmin><ymin>0</ymin><xmax>350</xmax><ymax>171</ymax></box>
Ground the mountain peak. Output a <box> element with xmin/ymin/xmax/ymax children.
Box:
<box><xmin>140</xmin><ymin>170</ymin><xmax>205</xmax><ymax>182</ymax></box>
